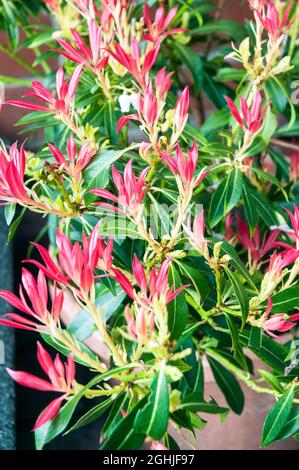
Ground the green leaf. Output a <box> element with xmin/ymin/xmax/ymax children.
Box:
<box><xmin>276</xmin><ymin>407</ymin><xmax>299</xmax><ymax>441</ymax></box>
<box><xmin>249</xmin><ymin>166</ymin><xmax>288</xmax><ymax>200</ymax></box>
<box><xmin>100</xmin><ymin>397</ymin><xmax>147</xmax><ymax>450</ymax></box>
<box><xmin>134</xmin><ymin>365</ymin><xmax>169</xmax><ymax>440</ymax></box>
<box><xmin>179</xmin><ymin>394</ymin><xmax>228</xmax><ymax>414</ymax></box>
<box><xmin>35</xmin><ymin>366</ymin><xmax>132</xmax><ymax>449</ymax></box>
<box><xmin>168</xmin><ymin>264</ymin><xmax>189</xmax><ymax>339</ymax></box>
<box><xmin>225</xmin><ymin>314</ymin><xmax>239</xmax><ymax>350</ymax></box>
<box><xmin>265</xmin><ymin>78</ymin><xmax>287</xmax><ymax>113</ymax></box>
<box><xmin>271</xmin><ymin>76</ymin><xmax>296</xmax><ymax>129</ymax></box>
<box><xmin>148</xmin><ymin>193</ymin><xmax>172</xmax><ymax>238</ymax></box>
<box><xmin>276</xmin><ymin>119</ymin><xmax>299</xmax><ymax>137</ymax></box>
<box><xmin>219</xmin><ymin>240</ymin><xmax>257</xmax><ymax>291</ymax></box>
<box><xmin>102</xmin><ymin>393</ymin><xmax>126</xmax><ymax>438</ymax></box>
<box><xmin>83</xmin><ymin>147</ymin><xmax>132</xmax><ymax>204</ymax></box>
<box><xmin>67</xmin><ymin>285</ymin><xmax>126</xmax><ymax>341</ymax></box>
<box><xmin>65</xmin><ymin>398</ymin><xmax>114</xmax><ymax>434</ymax></box>
<box><xmin>175</xmin><ymin>260</ymin><xmax>210</xmax><ymax>300</ymax></box>
<box><xmin>242</xmin><ymin>183</ymin><xmax>257</xmax><ymax>233</ymax></box>
<box><xmin>2</xmin><ymin>0</ymin><xmax>19</xmax><ymax>48</ymax></box>
<box><xmin>103</xmin><ymin>102</ymin><xmax>117</xmax><ymax>144</ymax></box>
<box><xmin>7</xmin><ymin>207</ymin><xmax>26</xmax><ymax>243</ymax></box>
<box><xmin>176</xmin><ymin>43</ymin><xmax>203</xmax><ymax>95</ymax></box>
<box><xmin>35</xmin><ymin>394</ymin><xmax>82</xmax><ymax>450</ymax></box>
<box><xmin>41</xmin><ymin>332</ymin><xmax>100</xmax><ymax>368</ymax></box>
<box><xmin>240</xmin><ymin>330</ymin><xmax>288</xmax><ymax>373</ymax></box>
<box><xmin>268</xmin><ymin>284</ymin><xmax>299</xmax><ymax>313</ymax></box>
<box><xmin>215</xmin><ymin>68</ymin><xmax>247</xmax><ymax>83</ymax></box>
<box><xmin>98</xmin><ymin>216</ymin><xmax>143</xmax><ymax>239</ymax></box>
<box><xmin>258</xmin><ymin>370</ymin><xmax>284</xmax><ymax>393</ymax></box>
<box><xmin>26</xmin><ymin>30</ymin><xmax>56</xmax><ymax>48</ymax></box>
<box><xmin>245</xmin><ymin>189</ymin><xmax>278</xmax><ymax>227</ymax></box>
<box><xmin>249</xmin><ymin>326</ymin><xmax>262</xmax><ymax>349</ymax></box>
<box><xmin>207</xmin><ymin>356</ymin><xmax>245</xmax><ymax>415</ymax></box>
<box><xmin>4</xmin><ymin>204</ymin><xmax>16</xmax><ymax>225</ymax></box>
<box><xmin>191</xmin><ymin>20</ymin><xmax>246</xmax><ymax>41</ymax></box>
<box><xmin>261</xmin><ymin>385</ymin><xmax>295</xmax><ymax>447</ymax></box>
<box><xmin>203</xmin><ymin>71</ymin><xmax>228</xmax><ymax>109</ymax></box>
<box><xmin>193</xmin><ymin>359</ymin><xmax>204</xmax><ymax>400</ymax></box>
<box><xmin>201</xmin><ymin>109</ymin><xmax>230</xmax><ymax>135</ymax></box>
<box><xmin>209</xmin><ymin>168</ymin><xmax>243</xmax><ymax>227</ymax></box>
<box><xmin>224</xmin><ymin>267</ymin><xmax>249</xmax><ymax>328</ymax></box>
<box><xmin>0</xmin><ymin>75</ymin><xmax>32</xmax><ymax>86</ymax></box>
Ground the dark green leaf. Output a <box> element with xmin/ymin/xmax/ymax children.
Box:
<box><xmin>179</xmin><ymin>393</ymin><xmax>228</xmax><ymax>414</ymax></box>
<box><xmin>242</xmin><ymin>183</ymin><xmax>257</xmax><ymax>233</ymax></box>
<box><xmin>240</xmin><ymin>330</ymin><xmax>288</xmax><ymax>373</ymax></box>
<box><xmin>261</xmin><ymin>385</ymin><xmax>295</xmax><ymax>447</ymax></box>
<box><xmin>276</xmin><ymin>406</ymin><xmax>299</xmax><ymax>441</ymax></box>
<box><xmin>100</xmin><ymin>397</ymin><xmax>147</xmax><ymax>450</ymax></box>
<box><xmin>104</xmin><ymin>102</ymin><xmax>117</xmax><ymax>144</ymax></box>
<box><xmin>207</xmin><ymin>356</ymin><xmax>244</xmax><ymax>415</ymax></box>
<box><xmin>176</xmin><ymin>43</ymin><xmax>204</xmax><ymax>95</ymax></box>
<box><xmin>168</xmin><ymin>264</ymin><xmax>189</xmax><ymax>339</ymax></box>
<box><xmin>191</xmin><ymin>20</ymin><xmax>246</xmax><ymax>41</ymax></box>
<box><xmin>224</xmin><ymin>267</ymin><xmax>249</xmax><ymax>329</ymax></box>
<box><xmin>249</xmin><ymin>326</ymin><xmax>262</xmax><ymax>349</ymax></box>
<box><xmin>209</xmin><ymin>168</ymin><xmax>243</xmax><ymax>227</ymax></box>
<box><xmin>134</xmin><ymin>365</ymin><xmax>169</xmax><ymax>440</ymax></box>
<box><xmin>225</xmin><ymin>314</ymin><xmax>239</xmax><ymax>350</ymax></box>
<box><xmin>65</xmin><ymin>398</ymin><xmax>114</xmax><ymax>434</ymax></box>
<box><xmin>268</xmin><ymin>284</ymin><xmax>299</xmax><ymax>314</ymax></box>
<box><xmin>219</xmin><ymin>241</ymin><xmax>257</xmax><ymax>291</ymax></box>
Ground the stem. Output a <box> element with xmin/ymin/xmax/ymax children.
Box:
<box><xmin>0</xmin><ymin>43</ymin><xmax>43</xmax><ymax>77</ymax></box>
<box><xmin>146</xmin><ymin>160</ymin><xmax>158</xmax><ymax>184</ymax></box>
<box><xmin>206</xmin><ymin>348</ymin><xmax>299</xmax><ymax>402</ymax></box>
<box><xmin>270</xmin><ymin>139</ymin><xmax>299</xmax><ymax>152</ymax></box>
<box><xmin>54</xmin><ymin>328</ymin><xmax>106</xmax><ymax>373</ymax></box>
<box><xmin>85</xmin><ymin>385</ymin><xmax>124</xmax><ymax>398</ymax></box>
<box><xmin>214</xmin><ymin>267</ymin><xmax>222</xmax><ymax>308</ymax></box>
<box><xmin>85</xmin><ymin>298</ymin><xmax>126</xmax><ymax>366</ymax></box>
<box><xmin>45</xmin><ymin>164</ymin><xmax>79</xmax><ymax>214</ymax></box>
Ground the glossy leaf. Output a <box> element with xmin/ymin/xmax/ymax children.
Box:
<box><xmin>134</xmin><ymin>365</ymin><xmax>169</xmax><ymax>440</ymax></box>
<box><xmin>261</xmin><ymin>385</ymin><xmax>295</xmax><ymax>447</ymax></box>
<box><xmin>207</xmin><ymin>356</ymin><xmax>245</xmax><ymax>415</ymax></box>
